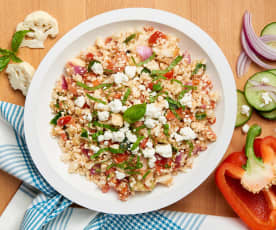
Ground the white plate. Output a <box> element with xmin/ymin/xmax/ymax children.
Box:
<box><xmin>24</xmin><ymin>8</ymin><xmax>236</xmax><ymax>214</ymax></box>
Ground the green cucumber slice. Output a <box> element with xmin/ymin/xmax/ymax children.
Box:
<box><xmin>236</xmin><ymin>90</ymin><xmax>253</xmax><ymax>127</ymax></box>
<box><xmin>244</xmin><ymin>72</ymin><xmax>276</xmax><ymax>112</ymax></box>
<box><xmin>268</xmin><ymin>69</ymin><xmax>276</xmax><ymax>76</ymax></box>
<box><xmin>259</xmin><ymin>109</ymin><xmax>276</xmax><ymax>120</ymax></box>
<box><xmin>261</xmin><ymin>22</ymin><xmax>276</xmax><ymax>49</ymax></box>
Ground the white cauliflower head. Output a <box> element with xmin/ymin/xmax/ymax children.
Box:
<box><xmin>6</xmin><ymin>62</ymin><xmax>35</xmax><ymax>96</ymax></box>
<box><xmin>16</xmin><ymin>11</ymin><xmax>59</xmax><ymax>48</ymax></box>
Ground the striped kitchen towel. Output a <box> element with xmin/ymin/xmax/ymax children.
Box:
<box><xmin>0</xmin><ymin>102</ymin><xmax>247</xmax><ymax>230</ymax></box>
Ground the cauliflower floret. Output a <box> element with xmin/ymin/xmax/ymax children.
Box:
<box><xmin>16</xmin><ymin>11</ymin><xmax>59</xmax><ymax>48</ymax></box>
<box><xmin>5</xmin><ymin>62</ymin><xmax>35</xmax><ymax>96</ymax></box>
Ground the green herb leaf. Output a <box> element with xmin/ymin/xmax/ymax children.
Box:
<box><xmin>142</xmin><ymin>170</ymin><xmax>151</xmax><ymax>180</ymax></box>
<box><xmin>104</xmin><ymin>68</ymin><xmax>113</xmax><ymax>73</ymax></box>
<box><xmin>0</xmin><ymin>56</ymin><xmax>10</xmax><ymax>72</ymax></box>
<box><xmin>80</xmin><ymin>128</ymin><xmax>89</xmax><ymax>138</ymax></box>
<box><xmin>131</xmin><ymin>56</ymin><xmax>137</xmax><ymax>65</ymax></box>
<box><xmin>136</xmin><ymin>53</ymin><xmax>156</xmax><ymax>66</ymax></box>
<box><xmin>192</xmin><ymin>63</ymin><xmax>206</xmax><ymax>75</ymax></box>
<box><xmin>134</xmin><ymin>124</ymin><xmax>146</xmax><ymax>134</ymax></box>
<box><xmin>86</xmin><ymin>93</ymin><xmax>107</xmax><ymax>104</ymax></box>
<box><xmin>178</xmin><ymin>89</ymin><xmax>190</xmax><ymax>100</ymax></box>
<box><xmin>77</xmin><ymin>82</ymin><xmax>112</xmax><ymax>91</ymax></box>
<box><xmin>141</xmin><ymin>67</ymin><xmax>151</xmax><ymax>74</ymax></box>
<box><xmin>152</xmin><ymin>75</ymin><xmax>166</xmax><ymax>81</ymax></box>
<box><xmin>152</xmin><ymin>55</ymin><xmax>183</xmax><ymax>75</ymax></box>
<box><xmin>163</xmin><ymin>124</ymin><xmax>169</xmax><ymax>136</ymax></box>
<box><xmin>170</xmin><ymin>108</ymin><xmax>181</xmax><ymax>120</ymax></box>
<box><xmin>122</xmin><ymin>88</ymin><xmax>131</xmax><ymax>105</ymax></box>
<box><xmin>0</xmin><ymin>48</ymin><xmax>12</xmax><ymax>56</ymax></box>
<box><xmin>91</xmin><ymin>130</ymin><xmax>103</xmax><ymax>141</ymax></box>
<box><xmin>108</xmin><ymin>147</ymin><xmax>125</xmax><ymax>154</ymax></box>
<box><xmin>93</xmin><ymin>121</ymin><xmax>118</xmax><ymax>131</ymax></box>
<box><xmin>123</xmin><ymin>33</ymin><xmax>136</xmax><ymax>44</ymax></box>
<box><xmin>11</xmin><ymin>30</ymin><xmax>30</xmax><ymax>52</ymax></box>
<box><xmin>186</xmin><ymin>141</ymin><xmax>194</xmax><ymax>157</ymax></box>
<box><xmin>88</xmin><ymin>60</ymin><xmax>100</xmax><ymax>71</ymax></box>
<box><xmin>131</xmin><ymin>136</ymin><xmax>144</xmax><ymax>150</ymax></box>
<box><xmin>126</xmin><ymin>170</ymin><xmax>140</xmax><ymax>175</ymax></box>
<box><xmin>50</xmin><ymin>111</ymin><xmax>62</xmax><ymax>125</ymax></box>
<box><xmin>152</xmin><ymin>81</ymin><xmax>163</xmax><ymax>92</ymax></box>
<box><xmin>166</xmin><ymin>96</ymin><xmax>181</xmax><ymax>109</ymax></box>
<box><xmin>195</xmin><ymin>112</ymin><xmax>206</xmax><ymax>120</ymax></box>
<box><xmin>123</xmin><ymin>103</ymin><xmax>146</xmax><ymax>124</ymax></box>
<box><xmin>9</xmin><ymin>53</ymin><xmax>22</xmax><ymax>63</ymax></box>
<box><xmin>171</xmin><ymin>79</ymin><xmax>184</xmax><ymax>87</ymax></box>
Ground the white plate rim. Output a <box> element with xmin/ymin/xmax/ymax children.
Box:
<box><xmin>24</xmin><ymin>8</ymin><xmax>236</xmax><ymax>214</ymax></box>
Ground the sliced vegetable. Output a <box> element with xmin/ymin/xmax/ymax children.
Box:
<box><xmin>148</xmin><ymin>31</ymin><xmax>167</xmax><ymax>45</ymax></box>
<box><xmin>50</xmin><ymin>111</ymin><xmax>62</xmax><ymax>125</ymax></box>
<box><xmin>93</xmin><ymin>121</ymin><xmax>118</xmax><ymax>131</ymax></box>
<box><xmin>136</xmin><ymin>46</ymin><xmax>152</xmax><ymax>61</ymax></box>
<box><xmin>77</xmin><ymin>82</ymin><xmax>112</xmax><ymax>91</ymax></box>
<box><xmin>80</xmin><ymin>128</ymin><xmax>89</xmax><ymax>138</ymax></box>
<box><xmin>195</xmin><ymin>112</ymin><xmax>207</xmax><ymax>120</ymax></box>
<box><xmin>123</xmin><ymin>104</ymin><xmax>146</xmax><ymax>124</ymax></box>
<box><xmin>163</xmin><ymin>124</ymin><xmax>169</xmax><ymax>136</ymax></box>
<box><xmin>236</xmin><ymin>90</ymin><xmax>253</xmax><ymax>127</ymax></box>
<box><xmin>86</xmin><ymin>93</ymin><xmax>107</xmax><ymax>104</ymax></box>
<box><xmin>261</xmin><ymin>22</ymin><xmax>276</xmax><ymax>49</ymax></box>
<box><xmin>152</xmin><ymin>82</ymin><xmax>163</xmax><ymax>91</ymax></box>
<box><xmin>136</xmin><ymin>52</ymin><xmax>156</xmax><ymax>66</ymax></box>
<box><xmin>192</xmin><ymin>63</ymin><xmax>206</xmax><ymax>75</ymax></box>
<box><xmin>88</xmin><ymin>60</ymin><xmax>100</xmax><ymax>71</ymax></box>
<box><xmin>123</xmin><ymin>33</ymin><xmax>136</xmax><ymax>44</ymax></box>
<box><xmin>122</xmin><ymin>88</ymin><xmax>131</xmax><ymax>105</ymax></box>
<box><xmin>141</xmin><ymin>67</ymin><xmax>151</xmax><ymax>74</ymax></box>
<box><xmin>57</xmin><ymin>115</ymin><xmax>72</xmax><ymax>127</ymax></box>
<box><xmin>131</xmin><ymin>136</ymin><xmax>144</xmax><ymax>150</ymax></box>
<box><xmin>259</xmin><ymin>109</ymin><xmax>276</xmax><ymax>120</ymax></box>
<box><xmin>152</xmin><ymin>56</ymin><xmax>183</xmax><ymax>75</ymax></box>
<box><xmin>164</xmin><ymin>71</ymin><xmax>174</xmax><ymax>80</ymax></box>
<box><xmin>142</xmin><ymin>170</ymin><xmax>151</xmax><ymax>180</ymax></box>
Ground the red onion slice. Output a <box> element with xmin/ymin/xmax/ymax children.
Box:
<box><xmin>136</xmin><ymin>46</ymin><xmax>152</xmax><ymax>60</ymax></box>
<box><xmin>175</xmin><ymin>152</ymin><xmax>183</xmax><ymax>163</ymax></box>
<box><xmin>248</xmin><ymin>79</ymin><xmax>261</xmax><ymax>86</ymax></box>
<box><xmin>241</xmin><ymin>30</ymin><xmax>276</xmax><ymax>69</ymax></box>
<box><xmin>250</xmin><ymin>85</ymin><xmax>276</xmax><ymax>93</ymax></box>
<box><xmin>62</xmin><ymin>76</ymin><xmax>68</xmax><ymax>90</ymax></box>
<box><xmin>243</xmin><ymin>11</ymin><xmax>276</xmax><ymax>61</ymax></box>
<box><xmin>73</xmin><ymin>65</ymin><xmax>87</xmax><ymax>76</ymax></box>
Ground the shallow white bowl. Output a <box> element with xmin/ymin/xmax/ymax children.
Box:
<box><xmin>24</xmin><ymin>8</ymin><xmax>236</xmax><ymax>214</ymax></box>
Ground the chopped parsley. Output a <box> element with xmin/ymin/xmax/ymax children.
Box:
<box><xmin>163</xmin><ymin>124</ymin><xmax>169</xmax><ymax>136</ymax></box>
<box><xmin>80</xmin><ymin>128</ymin><xmax>89</xmax><ymax>138</ymax></box>
<box><xmin>136</xmin><ymin>53</ymin><xmax>156</xmax><ymax>66</ymax></box>
<box><xmin>93</xmin><ymin>121</ymin><xmax>118</xmax><ymax>131</ymax></box>
<box><xmin>77</xmin><ymin>82</ymin><xmax>112</xmax><ymax>91</ymax></box>
<box><xmin>123</xmin><ymin>33</ymin><xmax>136</xmax><ymax>44</ymax></box>
<box><xmin>195</xmin><ymin>112</ymin><xmax>206</xmax><ymax>120</ymax></box>
<box><xmin>122</xmin><ymin>88</ymin><xmax>131</xmax><ymax>105</ymax></box>
<box><xmin>86</xmin><ymin>93</ymin><xmax>107</xmax><ymax>104</ymax></box>
<box><xmin>192</xmin><ymin>63</ymin><xmax>206</xmax><ymax>75</ymax></box>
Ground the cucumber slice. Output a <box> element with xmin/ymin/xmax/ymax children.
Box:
<box><xmin>244</xmin><ymin>71</ymin><xmax>276</xmax><ymax>111</ymax></box>
<box><xmin>259</xmin><ymin>109</ymin><xmax>276</xmax><ymax>120</ymax></box>
<box><xmin>261</xmin><ymin>22</ymin><xmax>276</xmax><ymax>49</ymax></box>
<box><xmin>268</xmin><ymin>69</ymin><xmax>276</xmax><ymax>76</ymax></box>
<box><xmin>236</xmin><ymin>90</ymin><xmax>253</xmax><ymax>127</ymax></box>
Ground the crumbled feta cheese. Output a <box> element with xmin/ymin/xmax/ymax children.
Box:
<box><xmin>91</xmin><ymin>62</ymin><xmax>103</xmax><ymax>75</ymax></box>
<box><xmin>97</xmin><ymin>135</ymin><xmax>104</xmax><ymax>142</ymax></box>
<box><xmin>74</xmin><ymin>96</ymin><xmax>85</xmax><ymax>108</ymax></box>
<box><xmin>126</xmin><ymin>131</ymin><xmax>137</xmax><ymax>143</ymax></box>
<box><xmin>143</xmin><ymin>147</ymin><xmax>155</xmax><ymax>158</ymax></box>
<box><xmin>103</xmin><ymin>141</ymin><xmax>109</xmax><ymax>146</ymax></box>
<box><xmin>103</xmin><ymin>130</ymin><xmax>112</xmax><ymax>140</ymax></box>
<box><xmin>83</xmin><ymin>110</ymin><xmax>92</xmax><ymax>121</ymax></box>
<box><xmin>112</xmin><ymin>130</ymin><xmax>125</xmax><ymax>142</ymax></box>
<box><xmin>97</xmin><ymin>111</ymin><xmax>109</xmax><ymax>121</ymax></box>
<box><xmin>146</xmin><ymin>140</ymin><xmax>153</xmax><ymax>148</ymax></box>
<box><xmin>94</xmin><ymin>103</ymin><xmax>109</xmax><ymax>111</ymax></box>
<box><xmin>159</xmin><ymin>116</ymin><xmax>167</xmax><ymax>124</ymax></box>
<box><xmin>148</xmin><ymin>156</ymin><xmax>156</xmax><ymax>168</ymax></box>
<box><xmin>172</xmin><ymin>132</ymin><xmax>185</xmax><ymax>142</ymax></box>
<box><xmin>121</xmin><ymin>106</ymin><xmax>128</xmax><ymax>112</ymax></box>
<box><xmin>125</xmin><ymin>66</ymin><xmax>136</xmax><ymax>78</ymax></box>
<box><xmin>109</xmin><ymin>99</ymin><xmax>123</xmax><ymax>113</ymax></box>
<box><xmin>179</xmin><ymin>127</ymin><xmax>197</xmax><ymax>140</ymax></box>
<box><xmin>144</xmin><ymin>118</ymin><xmax>156</xmax><ymax>128</ymax></box>
<box><xmin>90</xmin><ymin>145</ymin><xmax>100</xmax><ymax>153</ymax></box>
<box><xmin>261</xmin><ymin>77</ymin><xmax>269</xmax><ymax>84</ymax></box>
<box><xmin>242</xmin><ymin>124</ymin><xmax>250</xmax><ymax>134</ymax></box>
<box><xmin>179</xmin><ymin>92</ymin><xmax>193</xmax><ymax>108</ymax></box>
<box><xmin>262</xmin><ymin>92</ymin><xmax>272</xmax><ymax>105</ymax></box>
<box><xmin>145</xmin><ymin>103</ymin><xmax>162</xmax><ymax>118</ymax></box>
<box><xmin>155</xmin><ymin>144</ymin><xmax>172</xmax><ymax>158</ymax></box>
<box><xmin>113</xmin><ymin>72</ymin><xmax>128</xmax><ymax>85</ymax></box>
<box><xmin>138</xmin><ymin>85</ymin><xmax>146</xmax><ymax>91</ymax></box>
<box><xmin>115</xmin><ymin>171</ymin><xmax>126</xmax><ymax>180</ymax></box>
<box><xmin>241</xmin><ymin>105</ymin><xmax>250</xmax><ymax>117</ymax></box>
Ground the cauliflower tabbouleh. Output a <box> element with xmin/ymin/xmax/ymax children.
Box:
<box><xmin>50</xmin><ymin>26</ymin><xmax>219</xmax><ymax>201</ymax></box>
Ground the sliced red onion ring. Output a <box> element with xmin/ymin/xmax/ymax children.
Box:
<box><xmin>248</xmin><ymin>79</ymin><xmax>261</xmax><ymax>86</ymax></box>
<box><xmin>269</xmin><ymin>92</ymin><xmax>276</xmax><ymax>102</ymax></box>
<box><xmin>250</xmin><ymin>85</ymin><xmax>276</xmax><ymax>93</ymax></box>
<box><xmin>73</xmin><ymin>65</ymin><xmax>87</xmax><ymax>75</ymax></box>
<box><xmin>243</xmin><ymin>11</ymin><xmax>276</xmax><ymax>61</ymax></box>
<box><xmin>175</xmin><ymin>152</ymin><xmax>183</xmax><ymax>163</ymax></box>
<box><xmin>62</xmin><ymin>76</ymin><xmax>68</xmax><ymax>90</ymax></box>
<box><xmin>136</xmin><ymin>46</ymin><xmax>152</xmax><ymax>60</ymax></box>
<box><xmin>241</xmin><ymin>30</ymin><xmax>276</xmax><ymax>69</ymax></box>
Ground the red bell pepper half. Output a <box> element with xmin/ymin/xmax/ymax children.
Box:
<box><xmin>215</xmin><ymin>124</ymin><xmax>276</xmax><ymax>230</ymax></box>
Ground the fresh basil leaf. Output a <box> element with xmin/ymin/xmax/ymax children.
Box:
<box><xmin>142</xmin><ymin>170</ymin><xmax>151</xmax><ymax>180</ymax></box>
<box><xmin>192</xmin><ymin>63</ymin><xmax>206</xmax><ymax>75</ymax></box>
<box><xmin>123</xmin><ymin>103</ymin><xmax>146</xmax><ymax>124</ymax></box>
<box><xmin>195</xmin><ymin>112</ymin><xmax>206</xmax><ymax>120</ymax></box>
<box><xmin>11</xmin><ymin>30</ymin><xmax>30</xmax><ymax>52</ymax></box>
<box><xmin>88</xmin><ymin>60</ymin><xmax>100</xmax><ymax>72</ymax></box>
<box><xmin>131</xmin><ymin>136</ymin><xmax>144</xmax><ymax>150</ymax></box>
<box><xmin>104</xmin><ymin>68</ymin><xmax>113</xmax><ymax>74</ymax></box>
<box><xmin>123</xmin><ymin>33</ymin><xmax>136</xmax><ymax>44</ymax></box>
<box><xmin>141</xmin><ymin>67</ymin><xmax>151</xmax><ymax>74</ymax></box>
<box><xmin>0</xmin><ymin>48</ymin><xmax>13</xmax><ymax>56</ymax></box>
<box><xmin>86</xmin><ymin>93</ymin><xmax>107</xmax><ymax>104</ymax></box>
<box><xmin>77</xmin><ymin>82</ymin><xmax>112</xmax><ymax>91</ymax></box>
<box><xmin>136</xmin><ymin>53</ymin><xmax>156</xmax><ymax>66</ymax></box>
<box><xmin>0</xmin><ymin>56</ymin><xmax>10</xmax><ymax>72</ymax></box>
<box><xmin>163</xmin><ymin>124</ymin><xmax>169</xmax><ymax>136</ymax></box>
<box><xmin>122</xmin><ymin>88</ymin><xmax>131</xmax><ymax>105</ymax></box>
<box><xmin>80</xmin><ymin>128</ymin><xmax>89</xmax><ymax>138</ymax></box>
<box><xmin>152</xmin><ymin>55</ymin><xmax>183</xmax><ymax>75</ymax></box>
<box><xmin>152</xmin><ymin>81</ymin><xmax>163</xmax><ymax>92</ymax></box>
<box><xmin>9</xmin><ymin>53</ymin><xmax>22</xmax><ymax>63</ymax></box>
<box><xmin>50</xmin><ymin>111</ymin><xmax>62</xmax><ymax>125</ymax></box>
<box><xmin>91</xmin><ymin>130</ymin><xmax>103</xmax><ymax>141</ymax></box>
<box><xmin>93</xmin><ymin>121</ymin><xmax>118</xmax><ymax>131</ymax></box>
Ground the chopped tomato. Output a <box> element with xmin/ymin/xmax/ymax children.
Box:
<box><xmin>147</xmin><ymin>82</ymin><xmax>154</xmax><ymax>90</ymax></box>
<box><xmin>114</xmin><ymin>153</ymin><xmax>128</xmax><ymax>163</ymax></box>
<box><xmin>86</xmin><ymin>53</ymin><xmax>94</xmax><ymax>61</ymax></box>
<box><xmin>60</xmin><ymin>132</ymin><xmax>67</xmax><ymax>141</ymax></box>
<box><xmin>140</xmin><ymin>137</ymin><xmax>149</xmax><ymax>149</ymax></box>
<box><xmin>114</xmin><ymin>93</ymin><xmax>122</xmax><ymax>99</ymax></box>
<box><xmin>92</xmin><ymin>79</ymin><xmax>101</xmax><ymax>86</ymax></box>
<box><xmin>164</xmin><ymin>71</ymin><xmax>174</xmax><ymax>80</ymax></box>
<box><xmin>105</xmin><ymin>167</ymin><xmax>115</xmax><ymax>176</ymax></box>
<box><xmin>57</xmin><ymin>116</ymin><xmax>72</xmax><ymax>126</ymax></box>
<box><xmin>166</xmin><ymin>110</ymin><xmax>176</xmax><ymax>120</ymax></box>
<box><xmin>192</xmin><ymin>79</ymin><xmax>200</xmax><ymax>85</ymax></box>
<box><xmin>148</xmin><ymin>31</ymin><xmax>167</xmax><ymax>45</ymax></box>
<box><xmin>101</xmin><ymin>184</ymin><xmax>110</xmax><ymax>193</ymax></box>
<box><xmin>144</xmin><ymin>26</ymin><xmax>154</xmax><ymax>32</ymax></box>
<box><xmin>105</xmin><ymin>37</ymin><xmax>112</xmax><ymax>44</ymax></box>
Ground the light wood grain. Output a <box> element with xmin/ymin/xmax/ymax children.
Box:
<box><xmin>0</xmin><ymin>0</ymin><xmax>276</xmax><ymax>217</ymax></box>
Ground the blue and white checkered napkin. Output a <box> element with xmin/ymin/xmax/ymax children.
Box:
<box><xmin>0</xmin><ymin>101</ymin><xmax>246</xmax><ymax>230</ymax></box>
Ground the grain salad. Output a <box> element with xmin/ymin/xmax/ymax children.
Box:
<box><xmin>50</xmin><ymin>26</ymin><xmax>219</xmax><ymax>201</ymax></box>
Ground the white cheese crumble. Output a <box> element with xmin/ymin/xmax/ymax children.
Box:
<box><xmin>172</xmin><ymin>132</ymin><xmax>185</xmax><ymax>142</ymax></box>
<box><xmin>121</xmin><ymin>106</ymin><xmax>128</xmax><ymax>112</ymax></box>
<box><xmin>90</xmin><ymin>145</ymin><xmax>100</xmax><ymax>153</ymax></box>
<box><xmin>144</xmin><ymin>118</ymin><xmax>157</xmax><ymax>128</ymax></box>
<box><xmin>83</xmin><ymin>111</ymin><xmax>93</xmax><ymax>121</ymax></box>
<box><xmin>142</xmin><ymin>147</ymin><xmax>155</xmax><ymax>158</ymax></box>
<box><xmin>145</xmin><ymin>103</ymin><xmax>162</xmax><ymax>118</ymax></box>
<box><xmin>242</xmin><ymin>124</ymin><xmax>250</xmax><ymax>134</ymax></box>
<box><xmin>125</xmin><ymin>66</ymin><xmax>136</xmax><ymax>78</ymax></box>
<box><xmin>179</xmin><ymin>127</ymin><xmax>197</xmax><ymax>140</ymax></box>
<box><xmin>94</xmin><ymin>103</ymin><xmax>109</xmax><ymax>111</ymax></box>
<box><xmin>146</xmin><ymin>140</ymin><xmax>153</xmax><ymax>148</ymax></box>
<box><xmin>155</xmin><ymin>144</ymin><xmax>172</xmax><ymax>158</ymax></box>
<box><xmin>159</xmin><ymin>116</ymin><xmax>167</xmax><ymax>124</ymax></box>
<box><xmin>241</xmin><ymin>105</ymin><xmax>250</xmax><ymax>117</ymax></box>
<box><xmin>179</xmin><ymin>92</ymin><xmax>193</xmax><ymax>108</ymax></box>
<box><xmin>261</xmin><ymin>92</ymin><xmax>272</xmax><ymax>105</ymax></box>
<box><xmin>97</xmin><ymin>111</ymin><xmax>109</xmax><ymax>121</ymax></box>
<box><xmin>103</xmin><ymin>130</ymin><xmax>112</xmax><ymax>140</ymax></box>
<box><xmin>91</xmin><ymin>62</ymin><xmax>103</xmax><ymax>75</ymax></box>
<box><xmin>138</xmin><ymin>85</ymin><xmax>146</xmax><ymax>91</ymax></box>
<box><xmin>148</xmin><ymin>156</ymin><xmax>157</xmax><ymax>168</ymax></box>
<box><xmin>74</xmin><ymin>96</ymin><xmax>85</xmax><ymax>108</ymax></box>
<box><xmin>126</xmin><ymin>131</ymin><xmax>137</xmax><ymax>143</ymax></box>
<box><xmin>112</xmin><ymin>130</ymin><xmax>125</xmax><ymax>142</ymax></box>
<box><xmin>115</xmin><ymin>171</ymin><xmax>126</xmax><ymax>180</ymax></box>
<box><xmin>113</xmin><ymin>72</ymin><xmax>128</xmax><ymax>85</ymax></box>
<box><xmin>109</xmin><ymin>99</ymin><xmax>123</xmax><ymax>113</ymax></box>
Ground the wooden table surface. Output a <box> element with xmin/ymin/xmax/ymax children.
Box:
<box><xmin>0</xmin><ymin>0</ymin><xmax>276</xmax><ymax>217</ymax></box>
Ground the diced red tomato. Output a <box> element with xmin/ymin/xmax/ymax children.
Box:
<box><xmin>140</xmin><ymin>137</ymin><xmax>149</xmax><ymax>149</ymax></box>
<box><xmin>114</xmin><ymin>153</ymin><xmax>128</xmax><ymax>163</ymax></box>
<box><xmin>192</xmin><ymin>79</ymin><xmax>200</xmax><ymax>85</ymax></box>
<box><xmin>105</xmin><ymin>37</ymin><xmax>112</xmax><ymax>44</ymax></box>
<box><xmin>148</xmin><ymin>31</ymin><xmax>167</xmax><ymax>45</ymax></box>
<box><xmin>147</xmin><ymin>82</ymin><xmax>154</xmax><ymax>90</ymax></box>
<box><xmin>57</xmin><ymin>116</ymin><xmax>72</xmax><ymax>126</ymax></box>
<box><xmin>114</xmin><ymin>93</ymin><xmax>122</xmax><ymax>99</ymax></box>
<box><xmin>86</xmin><ymin>53</ymin><xmax>94</xmax><ymax>61</ymax></box>
<box><xmin>166</xmin><ymin>110</ymin><xmax>176</xmax><ymax>120</ymax></box>
<box><xmin>60</xmin><ymin>132</ymin><xmax>67</xmax><ymax>141</ymax></box>
<box><xmin>92</xmin><ymin>79</ymin><xmax>101</xmax><ymax>86</ymax></box>
<box><xmin>101</xmin><ymin>184</ymin><xmax>110</xmax><ymax>193</ymax></box>
<box><xmin>164</xmin><ymin>71</ymin><xmax>174</xmax><ymax>80</ymax></box>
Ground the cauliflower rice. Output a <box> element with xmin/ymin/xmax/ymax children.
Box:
<box><xmin>50</xmin><ymin>26</ymin><xmax>219</xmax><ymax>201</ymax></box>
